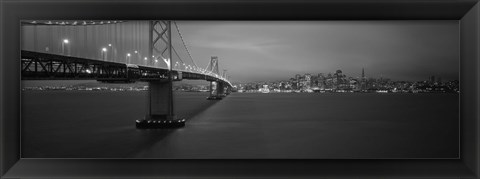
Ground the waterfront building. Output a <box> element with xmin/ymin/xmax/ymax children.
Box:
<box><xmin>304</xmin><ymin>74</ymin><xmax>312</xmax><ymax>89</ymax></box>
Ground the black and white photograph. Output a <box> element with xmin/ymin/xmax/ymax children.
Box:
<box><xmin>20</xmin><ymin>20</ymin><xmax>459</xmax><ymax>159</ymax></box>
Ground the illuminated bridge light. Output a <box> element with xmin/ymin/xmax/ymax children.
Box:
<box><xmin>23</xmin><ymin>20</ymin><xmax>234</xmax><ymax>109</ymax></box>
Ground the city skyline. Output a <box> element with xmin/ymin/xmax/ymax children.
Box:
<box><xmin>237</xmin><ymin>67</ymin><xmax>455</xmax><ymax>84</ymax></box>
<box><xmin>177</xmin><ymin>21</ymin><xmax>459</xmax><ymax>82</ymax></box>
<box><xmin>234</xmin><ymin>68</ymin><xmax>459</xmax><ymax>94</ymax></box>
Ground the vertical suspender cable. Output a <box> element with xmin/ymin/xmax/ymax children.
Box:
<box><xmin>48</xmin><ymin>24</ymin><xmax>52</xmax><ymax>53</ymax></box>
<box><xmin>92</xmin><ymin>23</ymin><xmax>96</xmax><ymax>59</ymax></box>
<box><xmin>115</xmin><ymin>22</ymin><xmax>118</xmax><ymax>62</ymax></box>
<box><xmin>74</xmin><ymin>25</ymin><xmax>78</xmax><ymax>57</ymax></box>
<box><xmin>84</xmin><ymin>23</ymin><xmax>87</xmax><ymax>59</ymax></box>
<box><xmin>33</xmin><ymin>25</ymin><xmax>37</xmax><ymax>52</ymax></box>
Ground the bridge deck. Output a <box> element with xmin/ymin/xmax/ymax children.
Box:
<box><xmin>21</xmin><ymin>50</ymin><xmax>231</xmax><ymax>86</ymax></box>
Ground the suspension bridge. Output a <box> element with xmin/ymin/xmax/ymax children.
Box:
<box><xmin>20</xmin><ymin>20</ymin><xmax>233</xmax><ymax>128</ymax></box>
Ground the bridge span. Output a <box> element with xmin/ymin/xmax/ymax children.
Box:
<box><xmin>21</xmin><ymin>20</ymin><xmax>233</xmax><ymax>128</ymax></box>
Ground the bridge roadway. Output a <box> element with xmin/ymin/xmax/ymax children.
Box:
<box><xmin>21</xmin><ymin>50</ymin><xmax>232</xmax><ymax>87</ymax></box>
<box><xmin>21</xmin><ymin>50</ymin><xmax>232</xmax><ymax>128</ymax></box>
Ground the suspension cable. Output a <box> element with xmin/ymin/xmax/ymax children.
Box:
<box><xmin>172</xmin><ymin>46</ymin><xmax>185</xmax><ymax>65</ymax></box>
<box><xmin>173</xmin><ymin>21</ymin><xmax>198</xmax><ymax>69</ymax></box>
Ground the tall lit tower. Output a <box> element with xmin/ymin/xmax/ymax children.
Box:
<box><xmin>361</xmin><ymin>68</ymin><xmax>366</xmax><ymax>91</ymax></box>
<box><xmin>362</xmin><ymin>68</ymin><xmax>365</xmax><ymax>79</ymax></box>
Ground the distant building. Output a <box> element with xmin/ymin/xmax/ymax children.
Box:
<box><xmin>303</xmin><ymin>74</ymin><xmax>312</xmax><ymax>89</ymax></box>
<box><xmin>429</xmin><ymin>76</ymin><xmax>436</xmax><ymax>84</ymax></box>
<box><xmin>361</xmin><ymin>68</ymin><xmax>367</xmax><ymax>91</ymax></box>
<box><xmin>295</xmin><ymin>74</ymin><xmax>301</xmax><ymax>81</ymax></box>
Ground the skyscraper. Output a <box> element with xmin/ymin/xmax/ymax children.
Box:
<box><xmin>361</xmin><ymin>68</ymin><xmax>367</xmax><ymax>91</ymax></box>
<box><xmin>362</xmin><ymin>68</ymin><xmax>365</xmax><ymax>79</ymax></box>
<box><xmin>430</xmin><ymin>76</ymin><xmax>436</xmax><ymax>84</ymax></box>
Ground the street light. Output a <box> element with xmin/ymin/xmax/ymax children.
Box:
<box><xmin>61</xmin><ymin>39</ymin><xmax>69</xmax><ymax>55</ymax></box>
<box><xmin>134</xmin><ymin>50</ymin><xmax>141</xmax><ymax>63</ymax></box>
<box><xmin>126</xmin><ymin>53</ymin><xmax>131</xmax><ymax>64</ymax></box>
<box><xmin>174</xmin><ymin>62</ymin><xmax>179</xmax><ymax>70</ymax></box>
<box><xmin>107</xmin><ymin>43</ymin><xmax>117</xmax><ymax>62</ymax></box>
<box><xmin>101</xmin><ymin>47</ymin><xmax>107</xmax><ymax>61</ymax></box>
<box><xmin>108</xmin><ymin>44</ymin><xmax>112</xmax><ymax>60</ymax></box>
<box><xmin>150</xmin><ymin>56</ymin><xmax>156</xmax><ymax>67</ymax></box>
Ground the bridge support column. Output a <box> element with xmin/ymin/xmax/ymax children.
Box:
<box><xmin>148</xmin><ymin>80</ymin><xmax>173</xmax><ymax>120</ymax></box>
<box><xmin>217</xmin><ymin>82</ymin><xmax>225</xmax><ymax>96</ymax></box>
<box><xmin>136</xmin><ymin>80</ymin><xmax>185</xmax><ymax>128</ymax></box>
<box><xmin>207</xmin><ymin>81</ymin><xmax>223</xmax><ymax>100</ymax></box>
<box><xmin>226</xmin><ymin>86</ymin><xmax>231</xmax><ymax>95</ymax></box>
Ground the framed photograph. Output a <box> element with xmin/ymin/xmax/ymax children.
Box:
<box><xmin>1</xmin><ymin>0</ymin><xmax>479</xmax><ymax>178</ymax></box>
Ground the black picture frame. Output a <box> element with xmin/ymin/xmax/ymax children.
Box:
<box><xmin>1</xmin><ymin>0</ymin><xmax>479</xmax><ymax>178</ymax></box>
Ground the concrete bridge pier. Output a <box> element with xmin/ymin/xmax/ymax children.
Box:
<box><xmin>207</xmin><ymin>80</ymin><xmax>225</xmax><ymax>100</ymax></box>
<box><xmin>147</xmin><ymin>80</ymin><xmax>174</xmax><ymax>120</ymax></box>
<box><xmin>136</xmin><ymin>79</ymin><xmax>185</xmax><ymax>128</ymax></box>
<box><xmin>217</xmin><ymin>82</ymin><xmax>225</xmax><ymax>96</ymax></box>
<box><xmin>226</xmin><ymin>86</ymin><xmax>231</xmax><ymax>95</ymax></box>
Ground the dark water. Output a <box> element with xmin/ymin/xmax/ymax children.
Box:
<box><xmin>22</xmin><ymin>91</ymin><xmax>459</xmax><ymax>158</ymax></box>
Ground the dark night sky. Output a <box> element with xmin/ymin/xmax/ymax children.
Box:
<box><xmin>22</xmin><ymin>21</ymin><xmax>459</xmax><ymax>83</ymax></box>
<box><xmin>177</xmin><ymin>21</ymin><xmax>459</xmax><ymax>83</ymax></box>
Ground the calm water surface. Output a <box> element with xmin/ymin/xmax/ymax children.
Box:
<box><xmin>22</xmin><ymin>91</ymin><xmax>459</xmax><ymax>158</ymax></box>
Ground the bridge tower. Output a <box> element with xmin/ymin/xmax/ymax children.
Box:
<box><xmin>222</xmin><ymin>70</ymin><xmax>231</xmax><ymax>95</ymax></box>
<box><xmin>207</xmin><ymin>56</ymin><xmax>225</xmax><ymax>100</ymax></box>
<box><xmin>136</xmin><ymin>20</ymin><xmax>185</xmax><ymax>128</ymax></box>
